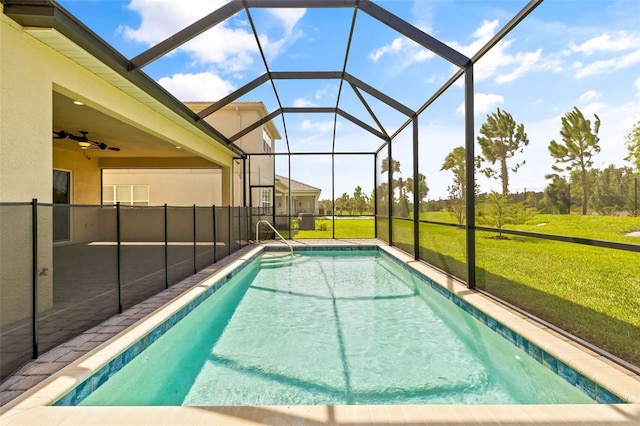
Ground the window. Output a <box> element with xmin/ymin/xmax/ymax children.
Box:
<box><xmin>261</xmin><ymin>188</ymin><xmax>272</xmax><ymax>208</ymax></box>
<box><xmin>262</xmin><ymin>129</ymin><xmax>272</xmax><ymax>153</ymax></box>
<box><xmin>103</xmin><ymin>185</ymin><xmax>149</xmax><ymax>206</ymax></box>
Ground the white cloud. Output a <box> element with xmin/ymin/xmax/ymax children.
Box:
<box><xmin>587</xmin><ymin>100</ymin><xmax>640</xmax><ymax>168</ymax></box>
<box><xmin>157</xmin><ymin>72</ymin><xmax>235</xmax><ymax>101</ymax></box>
<box><xmin>369</xmin><ymin>37</ymin><xmax>435</xmax><ymax>66</ymax></box>
<box><xmin>581</xmin><ymin>102</ymin><xmax>607</xmax><ymax>117</ymax></box>
<box><xmin>578</xmin><ymin>90</ymin><xmax>601</xmax><ymax>102</ymax></box>
<box><xmin>448</xmin><ymin>19</ymin><xmax>543</xmax><ymax>84</ymax></box>
<box><xmin>456</xmin><ymin>93</ymin><xmax>504</xmax><ymax>116</ymax></box>
<box><xmin>370</xmin><ymin>37</ymin><xmax>404</xmax><ymax>62</ymax></box>
<box><xmin>448</xmin><ymin>19</ymin><xmax>499</xmax><ymax>58</ymax></box>
<box><xmin>567</xmin><ymin>31</ymin><xmax>640</xmax><ymax>79</ymax></box>
<box><xmin>569</xmin><ymin>31</ymin><xmax>640</xmax><ymax>56</ymax></box>
<box><xmin>122</xmin><ymin>0</ymin><xmax>224</xmax><ymax>43</ymax></box>
<box><xmin>293</xmin><ymin>98</ymin><xmax>318</xmax><ymax>107</ymax></box>
<box><xmin>472</xmin><ymin>18</ymin><xmax>500</xmax><ymax>41</ymax></box>
<box><xmin>635</xmin><ymin>77</ymin><xmax>640</xmax><ymax>94</ymax></box>
<box><xmin>495</xmin><ymin>49</ymin><xmax>543</xmax><ymax>83</ymax></box>
<box><xmin>268</xmin><ymin>8</ymin><xmax>306</xmax><ymax>35</ymax></box>
<box><xmin>314</xmin><ymin>83</ymin><xmax>339</xmax><ymax>101</ymax></box>
<box><xmin>121</xmin><ymin>0</ymin><xmax>298</xmax><ymax>73</ymax></box>
<box><xmin>575</xmin><ymin>48</ymin><xmax>640</xmax><ymax>79</ymax></box>
<box><xmin>300</xmin><ymin>119</ymin><xmax>336</xmax><ymax>133</ymax></box>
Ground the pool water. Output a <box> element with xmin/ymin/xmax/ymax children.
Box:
<box><xmin>80</xmin><ymin>250</ymin><xmax>594</xmax><ymax>406</ymax></box>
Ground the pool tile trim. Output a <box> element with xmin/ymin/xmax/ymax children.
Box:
<box><xmin>374</xmin><ymin>247</ymin><xmax>627</xmax><ymax>404</ymax></box>
<box><xmin>375</xmin><ymin>245</ymin><xmax>639</xmax><ymax>405</ymax></box>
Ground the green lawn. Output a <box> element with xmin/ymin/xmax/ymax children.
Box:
<box><xmin>286</xmin><ymin>213</ymin><xmax>640</xmax><ymax>367</ymax></box>
<box><xmin>508</xmin><ymin>213</ymin><xmax>640</xmax><ymax>243</ymax></box>
<box><xmin>292</xmin><ymin>217</ymin><xmax>375</xmax><ymax>239</ymax></box>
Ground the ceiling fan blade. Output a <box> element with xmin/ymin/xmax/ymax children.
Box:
<box><xmin>53</xmin><ymin>130</ymin><xmax>69</xmax><ymax>139</ymax></box>
<box><xmin>54</xmin><ymin>130</ymin><xmax>120</xmax><ymax>152</ymax></box>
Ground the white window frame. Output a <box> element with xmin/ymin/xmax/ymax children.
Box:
<box><xmin>262</xmin><ymin>129</ymin><xmax>272</xmax><ymax>154</ymax></box>
<box><xmin>102</xmin><ymin>184</ymin><xmax>149</xmax><ymax>206</ymax></box>
<box><xmin>261</xmin><ymin>188</ymin><xmax>272</xmax><ymax>208</ymax></box>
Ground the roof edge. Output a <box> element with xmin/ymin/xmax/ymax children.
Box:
<box><xmin>1</xmin><ymin>0</ymin><xmax>247</xmax><ymax>158</ymax></box>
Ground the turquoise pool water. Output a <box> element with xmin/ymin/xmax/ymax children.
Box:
<box><xmin>79</xmin><ymin>250</ymin><xmax>594</xmax><ymax>406</ymax></box>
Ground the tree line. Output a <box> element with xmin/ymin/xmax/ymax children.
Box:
<box><xmin>320</xmin><ymin>107</ymin><xmax>639</xmax><ymax>222</ymax></box>
<box><xmin>440</xmin><ymin>106</ymin><xmax>639</xmax><ymax>223</ymax></box>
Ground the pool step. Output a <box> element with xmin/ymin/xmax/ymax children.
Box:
<box><xmin>260</xmin><ymin>253</ymin><xmax>303</xmax><ymax>268</ymax></box>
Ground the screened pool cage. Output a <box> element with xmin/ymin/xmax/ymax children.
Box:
<box><xmin>3</xmin><ymin>0</ymin><xmax>639</xmax><ymax>382</ymax></box>
<box><xmin>220</xmin><ymin>0</ymin><xmax>546</xmax><ymax>289</ymax></box>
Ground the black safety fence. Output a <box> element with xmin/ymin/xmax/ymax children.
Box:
<box><xmin>0</xmin><ymin>201</ymin><xmax>251</xmax><ymax>381</ymax></box>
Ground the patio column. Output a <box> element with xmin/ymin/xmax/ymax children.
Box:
<box><xmin>220</xmin><ymin>166</ymin><xmax>232</xmax><ymax>206</ymax></box>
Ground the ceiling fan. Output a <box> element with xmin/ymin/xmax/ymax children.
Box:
<box><xmin>53</xmin><ymin>130</ymin><xmax>121</xmax><ymax>151</ymax></box>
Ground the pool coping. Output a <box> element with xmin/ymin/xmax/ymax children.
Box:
<box><xmin>1</xmin><ymin>239</ymin><xmax>639</xmax><ymax>425</ymax></box>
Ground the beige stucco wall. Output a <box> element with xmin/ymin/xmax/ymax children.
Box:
<box><xmin>0</xmin><ymin>9</ymin><xmax>236</xmax><ymax>328</ymax></box>
<box><xmin>103</xmin><ymin>169</ymin><xmax>223</xmax><ymax>206</ymax></box>
<box><xmin>53</xmin><ymin>147</ymin><xmax>102</xmax><ymax>204</ymax></box>
<box><xmin>1</xmin><ymin>14</ymin><xmax>56</xmax><ymax>326</ymax></box>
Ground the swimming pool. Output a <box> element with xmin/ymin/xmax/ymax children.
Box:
<box><xmin>55</xmin><ymin>247</ymin><xmax>615</xmax><ymax>406</ymax></box>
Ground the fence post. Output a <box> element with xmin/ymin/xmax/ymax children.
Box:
<box><xmin>246</xmin><ymin>206</ymin><xmax>250</xmax><ymax>245</ymax></box>
<box><xmin>228</xmin><ymin>207</ymin><xmax>232</xmax><ymax>256</ymax></box>
<box><xmin>164</xmin><ymin>204</ymin><xmax>168</xmax><ymax>289</ymax></box>
<box><xmin>193</xmin><ymin>204</ymin><xmax>197</xmax><ymax>274</ymax></box>
<box><xmin>635</xmin><ymin>177</ymin><xmax>638</xmax><ymax>217</ymax></box>
<box><xmin>212</xmin><ymin>205</ymin><xmax>217</xmax><ymax>263</ymax></box>
<box><xmin>244</xmin><ymin>207</ymin><xmax>249</xmax><ymax>246</ymax></box>
<box><xmin>116</xmin><ymin>202</ymin><xmax>122</xmax><ymax>313</ymax></box>
<box><xmin>412</xmin><ymin>117</ymin><xmax>419</xmax><ymax>261</ymax></box>
<box><xmin>238</xmin><ymin>207</ymin><xmax>243</xmax><ymax>248</ymax></box>
<box><xmin>31</xmin><ymin>199</ymin><xmax>38</xmax><ymax>359</ymax></box>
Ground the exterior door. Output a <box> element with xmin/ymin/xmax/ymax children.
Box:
<box><xmin>250</xmin><ymin>186</ymin><xmax>275</xmax><ymax>240</ymax></box>
<box><xmin>53</xmin><ymin>169</ymin><xmax>71</xmax><ymax>242</ymax></box>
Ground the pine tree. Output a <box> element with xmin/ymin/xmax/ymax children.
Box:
<box><xmin>548</xmin><ymin>107</ymin><xmax>601</xmax><ymax>215</ymax></box>
<box><xmin>477</xmin><ymin>107</ymin><xmax>529</xmax><ymax>196</ymax></box>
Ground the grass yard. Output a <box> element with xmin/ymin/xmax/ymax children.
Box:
<box><xmin>292</xmin><ymin>217</ymin><xmax>375</xmax><ymax>239</ymax></box>
<box><xmin>289</xmin><ymin>213</ymin><xmax>640</xmax><ymax>367</ymax></box>
<box><xmin>509</xmin><ymin>214</ymin><xmax>640</xmax><ymax>243</ymax></box>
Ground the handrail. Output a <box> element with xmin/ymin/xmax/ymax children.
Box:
<box><xmin>255</xmin><ymin>220</ymin><xmax>293</xmax><ymax>256</ymax></box>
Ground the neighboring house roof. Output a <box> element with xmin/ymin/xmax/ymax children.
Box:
<box><xmin>275</xmin><ymin>175</ymin><xmax>321</xmax><ymax>193</ymax></box>
<box><xmin>184</xmin><ymin>101</ymin><xmax>282</xmax><ymax>141</ymax></box>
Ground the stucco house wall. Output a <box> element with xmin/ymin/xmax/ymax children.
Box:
<box><xmin>102</xmin><ymin>169</ymin><xmax>223</xmax><ymax>207</ymax></box>
<box><xmin>0</xmin><ymin>7</ymin><xmax>237</xmax><ymax>327</ymax></box>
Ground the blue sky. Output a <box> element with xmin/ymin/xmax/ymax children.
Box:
<box><xmin>58</xmin><ymin>0</ymin><xmax>640</xmax><ymax>200</ymax></box>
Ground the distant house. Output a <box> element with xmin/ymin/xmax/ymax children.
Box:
<box><xmin>185</xmin><ymin>101</ymin><xmax>282</xmax><ymax>207</ymax></box>
<box><xmin>275</xmin><ymin>174</ymin><xmax>322</xmax><ymax>216</ymax></box>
